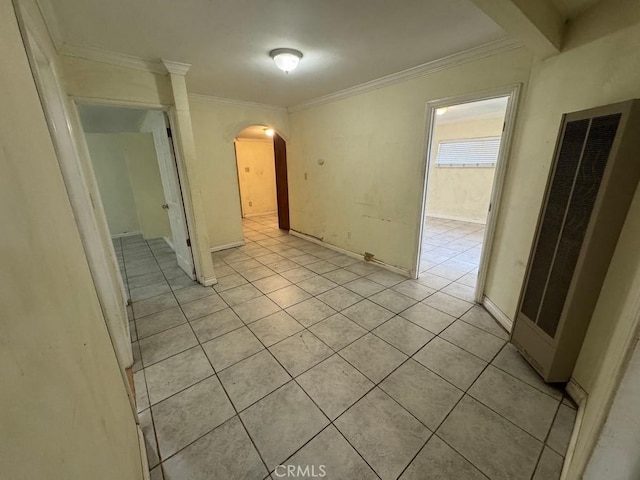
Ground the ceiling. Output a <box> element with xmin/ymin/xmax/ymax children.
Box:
<box><xmin>549</xmin><ymin>0</ymin><xmax>601</xmax><ymax>19</ymax></box>
<box><xmin>236</xmin><ymin>125</ymin><xmax>272</xmax><ymax>140</ymax></box>
<box><xmin>42</xmin><ymin>0</ymin><xmax>507</xmax><ymax>107</ymax></box>
<box><xmin>437</xmin><ymin>96</ymin><xmax>508</xmax><ymax>124</ymax></box>
<box><xmin>78</xmin><ymin>104</ymin><xmax>150</xmax><ymax>133</ymax></box>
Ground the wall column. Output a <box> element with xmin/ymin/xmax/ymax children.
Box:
<box><xmin>162</xmin><ymin>60</ymin><xmax>216</xmax><ymax>285</ymax></box>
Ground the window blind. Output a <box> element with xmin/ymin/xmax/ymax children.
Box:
<box><xmin>436</xmin><ymin>136</ymin><xmax>501</xmax><ymax>167</ymax></box>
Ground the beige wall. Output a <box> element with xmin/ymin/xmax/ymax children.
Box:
<box><xmin>87</xmin><ymin>133</ymin><xmax>171</xmax><ymax>239</ymax></box>
<box><xmin>87</xmin><ymin>133</ymin><xmax>140</xmax><ymax>235</ymax></box>
<box><xmin>287</xmin><ymin>47</ymin><xmax>532</xmax><ymax>272</ymax></box>
<box><xmin>0</xmin><ymin>1</ymin><xmax>143</xmax><ymax>478</ymax></box>
<box><xmin>60</xmin><ymin>55</ymin><xmax>173</xmax><ymax>106</ymax></box>
<box><xmin>235</xmin><ymin>139</ymin><xmax>277</xmax><ymax>217</ymax></box>
<box><xmin>189</xmin><ymin>96</ymin><xmax>289</xmax><ymax>248</ymax></box>
<box><xmin>122</xmin><ymin>133</ymin><xmax>172</xmax><ymax>239</ymax></box>
<box><xmin>480</xmin><ymin>11</ymin><xmax>640</xmax><ymax>478</ymax></box>
<box><xmin>426</xmin><ymin>115</ymin><xmax>503</xmax><ymax>223</ymax></box>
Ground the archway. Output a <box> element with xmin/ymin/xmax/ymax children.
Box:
<box><xmin>234</xmin><ymin>125</ymin><xmax>289</xmax><ymax>232</ymax></box>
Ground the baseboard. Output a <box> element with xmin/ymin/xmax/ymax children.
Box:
<box><xmin>289</xmin><ymin>229</ymin><xmax>411</xmax><ymax>277</ymax></box>
<box><xmin>561</xmin><ymin>379</ymin><xmax>588</xmax><ymax>480</ymax></box>
<box><xmin>137</xmin><ymin>425</ymin><xmax>151</xmax><ymax>480</ymax></box>
<box><xmin>111</xmin><ymin>230</ymin><xmax>142</xmax><ymax>239</ymax></box>
<box><xmin>210</xmin><ymin>240</ymin><xmax>245</xmax><ymax>253</ymax></box>
<box><xmin>163</xmin><ymin>236</ymin><xmax>174</xmax><ymax>251</ymax></box>
<box><xmin>425</xmin><ymin>212</ymin><xmax>486</xmax><ymax>224</ymax></box>
<box><xmin>243</xmin><ymin>211</ymin><xmax>277</xmax><ymax>218</ymax></box>
<box><xmin>566</xmin><ymin>378</ymin><xmax>588</xmax><ymax>407</ymax></box>
<box><xmin>482</xmin><ymin>296</ymin><xmax>513</xmax><ymax>333</ymax></box>
<box><xmin>202</xmin><ymin>276</ymin><xmax>218</xmax><ymax>287</ymax></box>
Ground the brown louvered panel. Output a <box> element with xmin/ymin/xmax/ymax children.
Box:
<box><xmin>537</xmin><ymin>113</ymin><xmax>621</xmax><ymax>337</ymax></box>
<box><xmin>520</xmin><ymin>119</ymin><xmax>589</xmax><ymax>321</ymax></box>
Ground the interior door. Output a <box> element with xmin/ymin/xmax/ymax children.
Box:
<box><xmin>273</xmin><ymin>133</ymin><xmax>290</xmax><ymax>230</ymax></box>
<box><xmin>146</xmin><ymin>111</ymin><xmax>195</xmax><ymax>279</ymax></box>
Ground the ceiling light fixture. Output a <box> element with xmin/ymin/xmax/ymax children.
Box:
<box><xmin>264</xmin><ymin>128</ymin><xmax>275</xmax><ymax>137</ymax></box>
<box><xmin>436</xmin><ymin>107</ymin><xmax>448</xmax><ymax>116</ymax></box>
<box><xmin>270</xmin><ymin>48</ymin><xmax>303</xmax><ymax>74</ymax></box>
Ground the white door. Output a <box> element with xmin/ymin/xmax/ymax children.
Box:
<box><xmin>140</xmin><ymin>111</ymin><xmax>195</xmax><ymax>279</ymax></box>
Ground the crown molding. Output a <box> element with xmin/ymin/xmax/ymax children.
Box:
<box><xmin>188</xmin><ymin>93</ymin><xmax>288</xmax><ymax>113</ymax></box>
<box><xmin>59</xmin><ymin>43</ymin><xmax>167</xmax><ymax>73</ymax></box>
<box><xmin>57</xmin><ymin>36</ymin><xmax>521</xmax><ymax>114</ymax></box>
<box><xmin>162</xmin><ymin>59</ymin><xmax>191</xmax><ymax>75</ymax></box>
<box><xmin>287</xmin><ymin>37</ymin><xmax>524</xmax><ymax>113</ymax></box>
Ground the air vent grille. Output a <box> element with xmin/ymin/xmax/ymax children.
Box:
<box><xmin>521</xmin><ymin>119</ymin><xmax>589</xmax><ymax>321</ymax></box>
<box><xmin>537</xmin><ymin>114</ymin><xmax>621</xmax><ymax>336</ymax></box>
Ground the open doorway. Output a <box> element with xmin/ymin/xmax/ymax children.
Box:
<box><xmin>77</xmin><ymin>104</ymin><xmax>195</xmax><ymax>294</ymax></box>
<box><xmin>415</xmin><ymin>88</ymin><xmax>519</xmax><ymax>310</ymax></box>
<box><xmin>234</xmin><ymin>125</ymin><xmax>290</xmax><ymax>235</ymax></box>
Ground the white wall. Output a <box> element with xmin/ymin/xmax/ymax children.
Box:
<box><xmin>122</xmin><ymin>132</ymin><xmax>172</xmax><ymax>239</ymax></box>
<box><xmin>87</xmin><ymin>133</ymin><xmax>171</xmax><ymax>239</ymax></box>
<box><xmin>426</xmin><ymin>115</ymin><xmax>503</xmax><ymax>223</ymax></box>
<box><xmin>189</xmin><ymin>96</ymin><xmax>289</xmax><ymax>248</ymax></box>
<box><xmin>287</xmin><ymin>47</ymin><xmax>532</xmax><ymax>272</ymax></box>
<box><xmin>0</xmin><ymin>1</ymin><xmax>143</xmax><ymax>478</ymax></box>
<box><xmin>86</xmin><ymin>134</ymin><xmax>140</xmax><ymax>235</ymax></box>
<box><xmin>584</xmin><ymin>337</ymin><xmax>640</xmax><ymax>480</ymax></box>
<box><xmin>61</xmin><ymin>55</ymin><xmax>173</xmax><ymax>106</ymax></box>
<box><xmin>235</xmin><ymin>139</ymin><xmax>277</xmax><ymax>217</ymax></box>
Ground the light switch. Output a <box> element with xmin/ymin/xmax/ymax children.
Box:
<box><xmin>245</xmin><ymin>167</ymin><xmax>250</xmax><ymax>173</ymax></box>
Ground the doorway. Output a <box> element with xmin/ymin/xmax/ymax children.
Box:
<box><xmin>414</xmin><ymin>87</ymin><xmax>519</xmax><ymax>309</ymax></box>
<box><xmin>234</xmin><ymin>125</ymin><xmax>290</xmax><ymax>232</ymax></box>
<box><xmin>77</xmin><ymin>104</ymin><xmax>195</xmax><ymax>288</ymax></box>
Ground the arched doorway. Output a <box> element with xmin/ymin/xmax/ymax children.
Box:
<box><xmin>234</xmin><ymin>125</ymin><xmax>290</xmax><ymax>231</ymax></box>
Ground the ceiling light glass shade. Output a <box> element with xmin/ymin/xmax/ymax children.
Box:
<box><xmin>264</xmin><ymin>128</ymin><xmax>275</xmax><ymax>137</ymax></box>
<box><xmin>270</xmin><ymin>48</ymin><xmax>303</xmax><ymax>74</ymax></box>
<box><xmin>436</xmin><ymin>107</ymin><xmax>448</xmax><ymax>116</ymax></box>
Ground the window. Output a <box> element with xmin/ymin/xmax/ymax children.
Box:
<box><xmin>435</xmin><ymin>136</ymin><xmax>501</xmax><ymax>167</ymax></box>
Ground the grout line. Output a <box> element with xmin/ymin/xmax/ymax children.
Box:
<box><xmin>130</xmin><ymin>221</ymin><xmax>566</xmax><ymax>479</ymax></box>
<box><xmin>143</xmin><ymin>237</ymin><xmax>274</xmax><ymax>477</ymax></box>
<box><xmin>529</xmin><ymin>396</ymin><xmax>565</xmax><ymax>479</ymax></box>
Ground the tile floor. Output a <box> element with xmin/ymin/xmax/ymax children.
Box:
<box><xmin>419</xmin><ymin>217</ymin><xmax>486</xmax><ymax>296</ymax></box>
<box><xmin>118</xmin><ymin>213</ymin><xmax>577</xmax><ymax>480</ymax></box>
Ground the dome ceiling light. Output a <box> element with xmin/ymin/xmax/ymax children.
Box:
<box><xmin>270</xmin><ymin>48</ymin><xmax>303</xmax><ymax>74</ymax></box>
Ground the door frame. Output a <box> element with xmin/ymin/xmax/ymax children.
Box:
<box><xmin>71</xmin><ymin>97</ymin><xmax>197</xmax><ymax>280</ymax></box>
<box><xmin>412</xmin><ymin>84</ymin><xmax>521</xmax><ymax>306</ymax></box>
<box><xmin>14</xmin><ymin>0</ymin><xmax>135</xmax><ymax>410</ymax></box>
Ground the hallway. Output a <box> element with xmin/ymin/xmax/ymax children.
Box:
<box><xmin>124</xmin><ymin>214</ymin><xmax>576</xmax><ymax>480</ymax></box>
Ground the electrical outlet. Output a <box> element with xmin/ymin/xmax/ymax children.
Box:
<box><xmin>304</xmin><ymin>173</ymin><xmax>308</xmax><ymax>180</ymax></box>
<box><xmin>245</xmin><ymin>167</ymin><xmax>250</xmax><ymax>173</ymax></box>
<box><xmin>249</xmin><ymin>201</ymin><xmax>253</xmax><ymax>206</ymax></box>
<box><xmin>347</xmin><ymin>232</ymin><xmax>351</xmax><ymax>239</ymax></box>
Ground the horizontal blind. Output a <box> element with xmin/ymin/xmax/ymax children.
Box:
<box><xmin>436</xmin><ymin>136</ymin><xmax>501</xmax><ymax>167</ymax></box>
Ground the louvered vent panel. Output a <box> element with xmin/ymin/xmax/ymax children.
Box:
<box><xmin>520</xmin><ymin>120</ymin><xmax>589</xmax><ymax>321</ymax></box>
<box><xmin>537</xmin><ymin>114</ymin><xmax>621</xmax><ymax>337</ymax></box>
